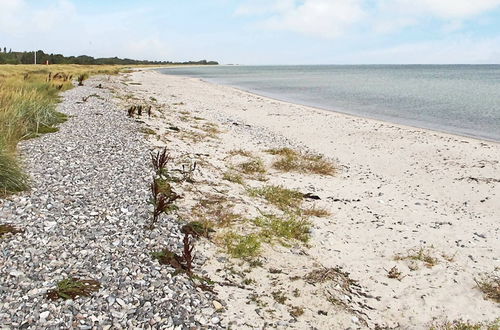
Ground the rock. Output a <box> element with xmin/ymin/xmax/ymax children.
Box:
<box><xmin>212</xmin><ymin>300</ymin><xmax>223</xmax><ymax>311</ymax></box>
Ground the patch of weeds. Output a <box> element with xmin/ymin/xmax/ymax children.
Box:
<box><xmin>152</xmin><ymin>248</ymin><xmax>186</xmax><ymax>271</ymax></box>
<box><xmin>242</xmin><ymin>278</ymin><xmax>256</xmax><ymax>285</ymax></box>
<box><xmin>265</xmin><ymin>147</ymin><xmax>336</xmax><ymax>176</ymax></box>
<box><xmin>229</xmin><ymin>149</ymin><xmax>253</xmax><ymax>157</ymax></box>
<box><xmin>248</xmin><ymin>259</ymin><xmax>264</xmax><ymax>268</ymax></box>
<box><xmin>0</xmin><ymin>224</ymin><xmax>23</xmax><ymax>237</ymax></box>
<box><xmin>248</xmin><ymin>293</ymin><xmax>268</xmax><ymax>308</ymax></box>
<box><xmin>301</xmin><ymin>206</ymin><xmax>331</xmax><ymax>218</ymax></box>
<box><xmin>222</xmin><ymin>232</ymin><xmax>261</xmax><ymax>259</ymax></box>
<box><xmin>254</xmin><ymin>213</ymin><xmax>311</xmax><ymax>243</ymax></box>
<box><xmin>271</xmin><ymin>290</ymin><xmax>287</xmax><ymax>304</ymax></box>
<box><xmin>475</xmin><ymin>275</ymin><xmax>500</xmax><ymax>303</ymax></box>
<box><xmin>150</xmin><ymin>177</ymin><xmax>180</xmax><ymax>229</ymax></box>
<box><xmin>238</xmin><ymin>158</ymin><xmax>266</xmax><ymax>175</ymax></box>
<box><xmin>304</xmin><ymin>266</ymin><xmax>358</xmax><ymax>291</ymax></box>
<box><xmin>292</xmin><ymin>288</ymin><xmax>301</xmax><ymax>297</ymax></box>
<box><xmin>387</xmin><ymin>266</ymin><xmax>403</xmax><ymax>280</ymax></box>
<box><xmin>173</xmin><ymin>102</ymin><xmax>185</xmax><ymax>106</ymax></box>
<box><xmin>191</xmin><ymin>195</ymin><xmax>241</xmax><ymax>228</ymax></box>
<box><xmin>430</xmin><ymin>318</ymin><xmax>500</xmax><ymax>330</ymax></box>
<box><xmin>193</xmin><ymin>116</ymin><xmax>205</xmax><ymax>121</ymax></box>
<box><xmin>128</xmin><ymin>82</ymin><xmax>142</xmax><ymax>85</ymax></box>
<box><xmin>222</xmin><ymin>171</ymin><xmax>244</xmax><ymax>185</ymax></box>
<box><xmin>269</xmin><ymin>268</ymin><xmax>282</xmax><ymax>274</ymax></box>
<box><xmin>180</xmin><ymin>130</ymin><xmax>207</xmax><ymax>143</ymax></box>
<box><xmin>200</xmin><ymin>123</ymin><xmax>221</xmax><ymax>137</ymax></box>
<box><xmin>150</xmin><ymin>96</ymin><xmax>157</xmax><ymax>102</ymax></box>
<box><xmin>140</xmin><ymin>127</ymin><xmax>156</xmax><ymax>135</ymax></box>
<box><xmin>47</xmin><ymin>278</ymin><xmax>100</xmax><ymax>300</ymax></box>
<box><xmin>289</xmin><ymin>306</ymin><xmax>305</xmax><ymax>318</ymax></box>
<box><xmin>151</xmin><ymin>147</ymin><xmax>171</xmax><ymax>177</ymax></box>
<box><xmin>442</xmin><ymin>252</ymin><xmax>457</xmax><ymax>262</ymax></box>
<box><xmin>248</xmin><ymin>185</ymin><xmax>303</xmax><ymax>211</ymax></box>
<box><xmin>181</xmin><ymin>221</ymin><xmax>215</xmax><ymax>238</ymax></box>
<box><xmin>394</xmin><ymin>247</ymin><xmax>439</xmax><ymax>268</ymax></box>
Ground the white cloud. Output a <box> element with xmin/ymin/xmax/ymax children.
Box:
<box><xmin>237</xmin><ymin>0</ymin><xmax>500</xmax><ymax>38</ymax></box>
<box><xmin>386</xmin><ymin>0</ymin><xmax>500</xmax><ymax>19</ymax></box>
<box><xmin>263</xmin><ymin>0</ymin><xmax>365</xmax><ymax>38</ymax></box>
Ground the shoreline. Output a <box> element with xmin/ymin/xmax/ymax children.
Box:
<box><xmin>2</xmin><ymin>69</ymin><xmax>498</xmax><ymax>329</ymax></box>
<box><xmin>155</xmin><ymin>68</ymin><xmax>500</xmax><ymax>144</ymax></box>
<box><xmin>128</xmin><ymin>70</ymin><xmax>499</xmax><ymax>328</ymax></box>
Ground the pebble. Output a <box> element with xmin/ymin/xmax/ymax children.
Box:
<box><xmin>0</xmin><ymin>76</ymin><xmax>220</xmax><ymax>329</ymax></box>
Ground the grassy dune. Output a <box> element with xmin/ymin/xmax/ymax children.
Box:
<box><xmin>0</xmin><ymin>64</ymin><xmax>126</xmax><ymax>195</ymax></box>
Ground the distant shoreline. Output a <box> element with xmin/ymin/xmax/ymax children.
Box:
<box><xmin>156</xmin><ymin>67</ymin><xmax>500</xmax><ymax>144</ymax></box>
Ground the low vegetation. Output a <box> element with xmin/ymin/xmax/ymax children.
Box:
<box><xmin>475</xmin><ymin>275</ymin><xmax>500</xmax><ymax>303</ymax></box>
<box><xmin>238</xmin><ymin>157</ymin><xmax>266</xmax><ymax>175</ymax></box>
<box><xmin>253</xmin><ymin>213</ymin><xmax>311</xmax><ymax>243</ymax></box>
<box><xmin>0</xmin><ymin>223</ymin><xmax>23</xmax><ymax>237</ymax></box>
<box><xmin>46</xmin><ymin>278</ymin><xmax>101</xmax><ymax>300</ymax></box>
<box><xmin>222</xmin><ymin>170</ymin><xmax>245</xmax><ymax>185</ymax></box>
<box><xmin>394</xmin><ymin>247</ymin><xmax>439</xmax><ymax>268</ymax></box>
<box><xmin>248</xmin><ymin>185</ymin><xmax>303</xmax><ymax>211</ymax></box>
<box><xmin>430</xmin><ymin>318</ymin><xmax>500</xmax><ymax>330</ymax></box>
<box><xmin>265</xmin><ymin>147</ymin><xmax>336</xmax><ymax>175</ymax></box>
<box><xmin>222</xmin><ymin>232</ymin><xmax>262</xmax><ymax>259</ymax></box>
<box><xmin>0</xmin><ymin>64</ymin><xmax>125</xmax><ymax>195</ymax></box>
<box><xmin>190</xmin><ymin>194</ymin><xmax>241</xmax><ymax>228</ymax></box>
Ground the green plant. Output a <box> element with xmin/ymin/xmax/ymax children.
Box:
<box><xmin>181</xmin><ymin>221</ymin><xmax>215</xmax><ymax>238</ymax></box>
<box><xmin>265</xmin><ymin>147</ymin><xmax>336</xmax><ymax>175</ymax></box>
<box><xmin>46</xmin><ymin>278</ymin><xmax>101</xmax><ymax>300</ymax></box>
<box><xmin>222</xmin><ymin>232</ymin><xmax>261</xmax><ymax>259</ymax></box>
<box><xmin>248</xmin><ymin>185</ymin><xmax>303</xmax><ymax>211</ymax></box>
<box><xmin>289</xmin><ymin>306</ymin><xmax>305</xmax><ymax>318</ymax></box>
<box><xmin>150</xmin><ymin>177</ymin><xmax>180</xmax><ymax>229</ymax></box>
<box><xmin>77</xmin><ymin>73</ymin><xmax>88</xmax><ymax>86</ymax></box>
<box><xmin>222</xmin><ymin>171</ymin><xmax>244</xmax><ymax>185</ymax></box>
<box><xmin>238</xmin><ymin>158</ymin><xmax>266</xmax><ymax>175</ymax></box>
<box><xmin>152</xmin><ymin>248</ymin><xmax>186</xmax><ymax>271</ymax></box>
<box><xmin>254</xmin><ymin>213</ymin><xmax>311</xmax><ymax>243</ymax></box>
<box><xmin>271</xmin><ymin>290</ymin><xmax>287</xmax><ymax>304</ymax></box>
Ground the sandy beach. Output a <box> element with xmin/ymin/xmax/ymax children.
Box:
<box><xmin>119</xmin><ymin>69</ymin><xmax>499</xmax><ymax>328</ymax></box>
<box><xmin>2</xmin><ymin>69</ymin><xmax>497</xmax><ymax>329</ymax></box>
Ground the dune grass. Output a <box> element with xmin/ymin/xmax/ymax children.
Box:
<box><xmin>248</xmin><ymin>185</ymin><xmax>303</xmax><ymax>211</ymax></box>
<box><xmin>265</xmin><ymin>147</ymin><xmax>336</xmax><ymax>176</ymax></box>
<box><xmin>0</xmin><ymin>64</ymin><xmax>126</xmax><ymax>195</ymax></box>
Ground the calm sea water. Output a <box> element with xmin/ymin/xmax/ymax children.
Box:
<box><xmin>158</xmin><ymin>65</ymin><xmax>500</xmax><ymax>142</ymax></box>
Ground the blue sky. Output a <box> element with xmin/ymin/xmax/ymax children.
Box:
<box><xmin>1</xmin><ymin>0</ymin><xmax>500</xmax><ymax>64</ymax></box>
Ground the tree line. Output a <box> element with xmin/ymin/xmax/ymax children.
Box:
<box><xmin>0</xmin><ymin>48</ymin><xmax>218</xmax><ymax>65</ymax></box>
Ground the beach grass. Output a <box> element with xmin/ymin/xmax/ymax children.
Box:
<box><xmin>265</xmin><ymin>147</ymin><xmax>336</xmax><ymax>175</ymax></box>
<box><xmin>0</xmin><ymin>64</ymin><xmax>127</xmax><ymax>195</ymax></box>
<box><xmin>248</xmin><ymin>185</ymin><xmax>303</xmax><ymax>211</ymax></box>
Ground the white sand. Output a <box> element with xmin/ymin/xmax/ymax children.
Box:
<box><xmin>114</xmin><ymin>69</ymin><xmax>499</xmax><ymax>329</ymax></box>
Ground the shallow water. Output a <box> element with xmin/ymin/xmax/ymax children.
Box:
<box><xmin>158</xmin><ymin>65</ymin><xmax>500</xmax><ymax>142</ymax></box>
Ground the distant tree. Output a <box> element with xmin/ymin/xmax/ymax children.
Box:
<box><xmin>3</xmin><ymin>47</ymin><xmax>6</xmax><ymax>53</ymax></box>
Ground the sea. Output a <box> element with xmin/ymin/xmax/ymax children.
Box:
<box><xmin>157</xmin><ymin>65</ymin><xmax>500</xmax><ymax>142</ymax></box>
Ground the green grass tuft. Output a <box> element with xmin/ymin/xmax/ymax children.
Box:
<box><xmin>248</xmin><ymin>185</ymin><xmax>303</xmax><ymax>211</ymax></box>
<box><xmin>222</xmin><ymin>232</ymin><xmax>262</xmax><ymax>259</ymax></box>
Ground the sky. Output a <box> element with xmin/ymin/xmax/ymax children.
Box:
<box><xmin>0</xmin><ymin>0</ymin><xmax>500</xmax><ymax>64</ymax></box>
